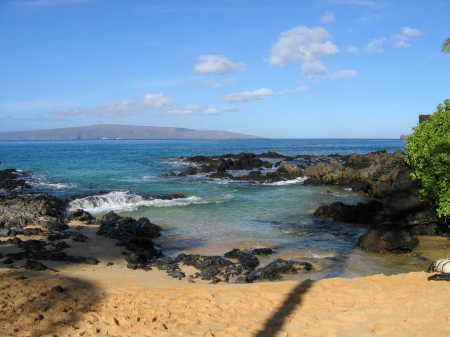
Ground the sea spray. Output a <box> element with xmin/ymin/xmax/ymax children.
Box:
<box><xmin>67</xmin><ymin>190</ymin><xmax>228</xmax><ymax>213</ymax></box>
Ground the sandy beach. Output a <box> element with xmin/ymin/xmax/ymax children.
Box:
<box><xmin>1</xmin><ymin>223</ymin><xmax>449</xmax><ymax>337</ymax></box>
<box><xmin>1</xmin><ymin>268</ymin><xmax>448</xmax><ymax>337</ymax></box>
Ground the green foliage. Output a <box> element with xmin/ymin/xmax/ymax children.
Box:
<box><xmin>406</xmin><ymin>99</ymin><xmax>450</xmax><ymax>218</ymax></box>
<box><xmin>442</xmin><ymin>37</ymin><xmax>450</xmax><ymax>54</ymax></box>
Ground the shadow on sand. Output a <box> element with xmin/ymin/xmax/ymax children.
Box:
<box><xmin>0</xmin><ymin>270</ymin><xmax>101</xmax><ymax>337</ymax></box>
<box><xmin>254</xmin><ymin>279</ymin><xmax>315</xmax><ymax>337</ymax></box>
<box><xmin>252</xmin><ymin>220</ymin><xmax>359</xmax><ymax>337</ymax></box>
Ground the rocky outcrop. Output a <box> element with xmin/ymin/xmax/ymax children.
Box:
<box><xmin>96</xmin><ymin>212</ymin><xmax>162</xmax><ymax>269</ymax></box>
<box><xmin>0</xmin><ymin>169</ymin><xmax>30</xmax><ymax>193</ymax></box>
<box><xmin>164</xmin><ymin>152</ymin><xmax>310</xmax><ymax>183</ymax></box>
<box><xmin>358</xmin><ymin>227</ymin><xmax>419</xmax><ymax>253</ymax></box>
<box><xmin>308</xmin><ymin>150</ymin><xmax>447</xmax><ymax>253</ymax></box>
<box><xmin>66</xmin><ymin>209</ymin><xmax>96</xmax><ymax>224</ymax></box>
<box><xmin>0</xmin><ymin>194</ymin><xmax>67</xmax><ymax>231</ymax></box>
<box><xmin>150</xmin><ymin>249</ymin><xmax>313</xmax><ymax>283</ymax></box>
<box><xmin>247</xmin><ymin>259</ymin><xmax>313</xmax><ymax>282</ymax></box>
<box><xmin>313</xmin><ymin>201</ymin><xmax>383</xmax><ymax>224</ymax></box>
<box><xmin>309</xmin><ymin>151</ymin><xmax>445</xmax><ymax>234</ymax></box>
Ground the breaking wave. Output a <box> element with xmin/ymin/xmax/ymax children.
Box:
<box><xmin>27</xmin><ymin>174</ymin><xmax>76</xmax><ymax>190</ymax></box>
<box><xmin>68</xmin><ymin>191</ymin><xmax>212</xmax><ymax>213</ymax></box>
<box><xmin>262</xmin><ymin>177</ymin><xmax>308</xmax><ymax>186</ymax></box>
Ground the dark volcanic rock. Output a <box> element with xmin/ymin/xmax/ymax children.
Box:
<box><xmin>313</xmin><ymin>201</ymin><xmax>383</xmax><ymax>224</ymax></box>
<box><xmin>23</xmin><ymin>260</ymin><xmax>49</xmax><ymax>271</ymax></box>
<box><xmin>0</xmin><ymin>194</ymin><xmax>66</xmax><ymax>230</ymax></box>
<box><xmin>175</xmin><ymin>253</ymin><xmax>233</xmax><ymax>270</ymax></box>
<box><xmin>247</xmin><ymin>259</ymin><xmax>314</xmax><ymax>282</ymax></box>
<box><xmin>0</xmin><ymin>169</ymin><xmax>30</xmax><ymax>193</ymax></box>
<box><xmin>224</xmin><ymin>249</ymin><xmax>259</xmax><ymax>270</ymax></box>
<box><xmin>248</xmin><ymin>248</ymin><xmax>275</xmax><ymax>256</ymax></box>
<box><xmin>358</xmin><ymin>227</ymin><xmax>419</xmax><ymax>253</ymax></box>
<box><xmin>97</xmin><ymin>212</ymin><xmax>162</xmax><ymax>240</ymax></box>
<box><xmin>66</xmin><ymin>209</ymin><xmax>96</xmax><ymax>224</ymax></box>
<box><xmin>309</xmin><ymin>150</ymin><xmax>447</xmax><ymax>246</ymax></box>
<box><xmin>164</xmin><ymin>152</ymin><xmax>315</xmax><ymax>184</ymax></box>
<box><xmin>4</xmin><ymin>238</ymin><xmax>99</xmax><ymax>265</ymax></box>
<box><xmin>97</xmin><ymin>212</ymin><xmax>162</xmax><ymax>266</ymax></box>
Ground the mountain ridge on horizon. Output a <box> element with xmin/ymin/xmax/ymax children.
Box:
<box><xmin>0</xmin><ymin>124</ymin><xmax>260</xmax><ymax>140</ymax></box>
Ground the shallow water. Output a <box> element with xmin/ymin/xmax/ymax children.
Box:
<box><xmin>1</xmin><ymin>138</ymin><xmax>428</xmax><ymax>279</ymax></box>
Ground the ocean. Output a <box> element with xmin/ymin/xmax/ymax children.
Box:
<box><xmin>2</xmin><ymin>138</ymin><xmax>427</xmax><ymax>279</ymax></box>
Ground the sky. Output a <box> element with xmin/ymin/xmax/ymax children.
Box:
<box><xmin>1</xmin><ymin>0</ymin><xmax>450</xmax><ymax>138</ymax></box>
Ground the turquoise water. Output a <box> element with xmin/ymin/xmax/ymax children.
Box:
<box><xmin>0</xmin><ymin>139</ymin><xmax>406</xmax><ymax>277</ymax></box>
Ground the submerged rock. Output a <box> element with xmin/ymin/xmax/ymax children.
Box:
<box><xmin>358</xmin><ymin>227</ymin><xmax>419</xmax><ymax>253</ymax></box>
<box><xmin>247</xmin><ymin>259</ymin><xmax>314</xmax><ymax>282</ymax></box>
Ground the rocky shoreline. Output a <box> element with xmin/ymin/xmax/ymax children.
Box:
<box><xmin>163</xmin><ymin>150</ymin><xmax>448</xmax><ymax>252</ymax></box>
<box><xmin>0</xmin><ymin>169</ymin><xmax>317</xmax><ymax>283</ymax></box>
<box><xmin>1</xmin><ymin>150</ymin><xmax>448</xmax><ymax>283</ymax></box>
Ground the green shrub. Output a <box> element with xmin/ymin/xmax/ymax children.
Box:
<box><xmin>405</xmin><ymin>99</ymin><xmax>450</xmax><ymax>218</ymax></box>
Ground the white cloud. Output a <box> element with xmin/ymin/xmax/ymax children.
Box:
<box><xmin>321</xmin><ymin>11</ymin><xmax>336</xmax><ymax>24</ymax></box>
<box><xmin>365</xmin><ymin>27</ymin><xmax>423</xmax><ymax>52</ymax></box>
<box><xmin>393</xmin><ymin>27</ymin><xmax>423</xmax><ymax>49</ymax></box>
<box><xmin>194</xmin><ymin>55</ymin><xmax>244</xmax><ymax>74</ymax></box>
<box><xmin>224</xmin><ymin>86</ymin><xmax>308</xmax><ymax>103</ymax></box>
<box><xmin>346</xmin><ymin>45</ymin><xmax>360</xmax><ymax>54</ymax></box>
<box><xmin>53</xmin><ymin>93</ymin><xmax>171</xmax><ymax>117</ymax></box>
<box><xmin>302</xmin><ymin>61</ymin><xmax>328</xmax><ymax>79</ymax></box>
<box><xmin>366</xmin><ymin>37</ymin><xmax>387</xmax><ymax>53</ymax></box>
<box><xmin>142</xmin><ymin>93</ymin><xmax>171</xmax><ymax>108</ymax></box>
<box><xmin>224</xmin><ymin>88</ymin><xmax>274</xmax><ymax>103</ymax></box>
<box><xmin>330</xmin><ymin>69</ymin><xmax>358</xmax><ymax>79</ymax></box>
<box><xmin>269</xmin><ymin>26</ymin><xmax>339</xmax><ymax>79</ymax></box>
<box><xmin>402</xmin><ymin>27</ymin><xmax>423</xmax><ymax>37</ymax></box>
<box><xmin>167</xmin><ymin>105</ymin><xmax>225</xmax><ymax>115</ymax></box>
<box><xmin>394</xmin><ymin>40</ymin><xmax>410</xmax><ymax>49</ymax></box>
<box><xmin>193</xmin><ymin>78</ymin><xmax>236</xmax><ymax>88</ymax></box>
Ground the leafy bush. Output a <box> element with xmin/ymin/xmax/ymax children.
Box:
<box><xmin>406</xmin><ymin>99</ymin><xmax>450</xmax><ymax>218</ymax></box>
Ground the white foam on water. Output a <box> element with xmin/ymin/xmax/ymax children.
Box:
<box><xmin>164</xmin><ymin>158</ymin><xmax>200</xmax><ymax>167</ymax></box>
<box><xmin>30</xmin><ymin>181</ymin><xmax>76</xmax><ymax>189</ymax></box>
<box><xmin>27</xmin><ymin>173</ymin><xmax>76</xmax><ymax>190</ymax></box>
<box><xmin>68</xmin><ymin>191</ymin><xmax>215</xmax><ymax>214</ymax></box>
<box><xmin>262</xmin><ymin>176</ymin><xmax>308</xmax><ymax>186</ymax></box>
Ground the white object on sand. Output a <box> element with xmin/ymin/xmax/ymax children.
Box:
<box><xmin>428</xmin><ymin>258</ymin><xmax>450</xmax><ymax>273</ymax></box>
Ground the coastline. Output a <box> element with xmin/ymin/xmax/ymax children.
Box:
<box><xmin>1</xmin><ymin>145</ymin><xmax>449</xmax><ymax>336</ymax></box>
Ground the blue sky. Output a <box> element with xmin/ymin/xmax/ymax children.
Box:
<box><xmin>1</xmin><ymin>0</ymin><xmax>450</xmax><ymax>138</ymax></box>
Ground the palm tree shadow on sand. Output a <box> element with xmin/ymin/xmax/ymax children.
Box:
<box><xmin>252</xmin><ymin>222</ymin><xmax>358</xmax><ymax>337</ymax></box>
<box><xmin>253</xmin><ymin>278</ymin><xmax>315</xmax><ymax>337</ymax></box>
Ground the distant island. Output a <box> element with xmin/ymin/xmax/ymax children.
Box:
<box><xmin>0</xmin><ymin>124</ymin><xmax>260</xmax><ymax>141</ymax></box>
